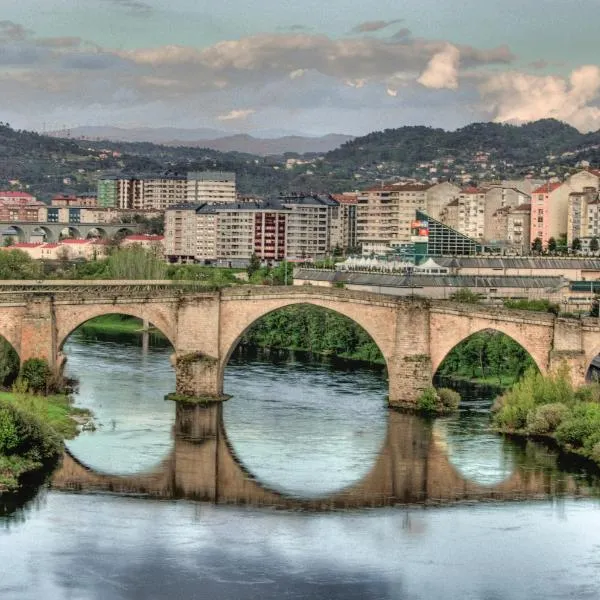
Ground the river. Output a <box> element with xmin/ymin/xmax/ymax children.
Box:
<box><xmin>1</xmin><ymin>332</ymin><xmax>600</xmax><ymax>599</ymax></box>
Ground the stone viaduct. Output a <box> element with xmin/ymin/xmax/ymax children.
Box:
<box><xmin>1</xmin><ymin>221</ymin><xmax>139</xmax><ymax>242</ymax></box>
<box><xmin>51</xmin><ymin>403</ymin><xmax>594</xmax><ymax>508</ymax></box>
<box><xmin>0</xmin><ymin>281</ymin><xmax>599</xmax><ymax>405</ymax></box>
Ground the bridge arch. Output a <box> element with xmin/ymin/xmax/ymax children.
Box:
<box><xmin>85</xmin><ymin>227</ymin><xmax>107</xmax><ymax>239</ymax></box>
<box><xmin>3</xmin><ymin>225</ymin><xmax>26</xmax><ymax>242</ymax></box>
<box><xmin>59</xmin><ymin>226</ymin><xmax>82</xmax><ymax>240</ymax></box>
<box><xmin>32</xmin><ymin>226</ymin><xmax>55</xmax><ymax>242</ymax></box>
<box><xmin>432</xmin><ymin>328</ymin><xmax>539</xmax><ymax>385</ymax></box>
<box><xmin>219</xmin><ymin>297</ymin><xmax>397</xmax><ymax>376</ymax></box>
<box><xmin>430</xmin><ymin>310</ymin><xmax>553</xmax><ymax>377</ymax></box>
<box><xmin>56</xmin><ymin>306</ymin><xmax>177</xmax><ymax>351</ymax></box>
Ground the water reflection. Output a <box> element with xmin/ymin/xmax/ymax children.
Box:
<box><xmin>63</xmin><ymin>335</ymin><xmax>176</xmax><ymax>475</ymax></box>
<box><xmin>433</xmin><ymin>379</ymin><xmax>519</xmax><ymax>486</ymax></box>
<box><xmin>51</xmin><ymin>402</ymin><xmax>600</xmax><ymax>508</ymax></box>
<box><xmin>222</xmin><ymin>350</ymin><xmax>388</xmax><ymax>497</ymax></box>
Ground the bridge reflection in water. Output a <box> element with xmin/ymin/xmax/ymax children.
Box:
<box><xmin>51</xmin><ymin>403</ymin><xmax>597</xmax><ymax>509</ymax></box>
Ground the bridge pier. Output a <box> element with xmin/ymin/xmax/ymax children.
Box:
<box><xmin>388</xmin><ymin>298</ymin><xmax>433</xmax><ymax>408</ymax></box>
<box><xmin>20</xmin><ymin>296</ymin><xmax>58</xmax><ymax>369</ymax></box>
<box><xmin>173</xmin><ymin>352</ymin><xmax>227</xmax><ymax>401</ymax></box>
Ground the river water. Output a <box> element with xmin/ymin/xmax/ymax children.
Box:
<box><xmin>2</xmin><ymin>333</ymin><xmax>600</xmax><ymax>599</ymax></box>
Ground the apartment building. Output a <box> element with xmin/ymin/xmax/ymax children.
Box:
<box><xmin>0</xmin><ymin>191</ymin><xmax>37</xmax><ymax>204</ymax></box>
<box><xmin>279</xmin><ymin>195</ymin><xmax>337</xmax><ymax>260</ymax></box>
<box><xmin>456</xmin><ymin>187</ymin><xmax>487</xmax><ymax>240</ymax></box>
<box><xmin>531</xmin><ymin>170</ymin><xmax>600</xmax><ymax>248</ymax></box>
<box><xmin>187</xmin><ymin>172</ymin><xmax>236</xmax><ymax>204</ymax></box>
<box><xmin>425</xmin><ymin>182</ymin><xmax>461</xmax><ymax>220</ymax></box>
<box><xmin>330</xmin><ymin>193</ymin><xmax>358</xmax><ymax>252</ymax></box>
<box><xmin>165</xmin><ymin>202</ymin><xmax>288</xmax><ymax>264</ymax></box>
<box><xmin>567</xmin><ymin>188</ymin><xmax>600</xmax><ymax>244</ymax></box>
<box><xmin>356</xmin><ymin>184</ymin><xmax>431</xmax><ymax>255</ymax></box>
<box><xmin>97</xmin><ymin>174</ymin><xmax>187</xmax><ymax>210</ymax></box>
<box><xmin>51</xmin><ymin>194</ymin><xmax>97</xmax><ymax>207</ymax></box>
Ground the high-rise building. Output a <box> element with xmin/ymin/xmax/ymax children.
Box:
<box><xmin>187</xmin><ymin>172</ymin><xmax>236</xmax><ymax>204</ymax></box>
<box><xmin>330</xmin><ymin>193</ymin><xmax>358</xmax><ymax>252</ymax></box>
<box><xmin>165</xmin><ymin>201</ymin><xmax>288</xmax><ymax>264</ymax></box>
<box><xmin>356</xmin><ymin>184</ymin><xmax>431</xmax><ymax>255</ymax></box>
<box><xmin>279</xmin><ymin>195</ymin><xmax>338</xmax><ymax>260</ymax></box>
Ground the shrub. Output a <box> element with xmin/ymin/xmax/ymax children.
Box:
<box><xmin>0</xmin><ymin>400</ymin><xmax>61</xmax><ymax>461</ymax></box>
<box><xmin>438</xmin><ymin>388</ymin><xmax>460</xmax><ymax>411</ymax></box>
<box><xmin>574</xmin><ymin>383</ymin><xmax>600</xmax><ymax>403</ymax></box>
<box><xmin>525</xmin><ymin>403</ymin><xmax>569</xmax><ymax>435</ymax></box>
<box><xmin>555</xmin><ymin>403</ymin><xmax>600</xmax><ymax>448</ymax></box>
<box><xmin>19</xmin><ymin>358</ymin><xmax>53</xmax><ymax>394</ymax></box>
<box><xmin>416</xmin><ymin>387</ymin><xmax>460</xmax><ymax>415</ymax></box>
<box><xmin>416</xmin><ymin>388</ymin><xmax>439</xmax><ymax>414</ymax></box>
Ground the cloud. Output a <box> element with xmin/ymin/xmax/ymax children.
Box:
<box><xmin>289</xmin><ymin>69</ymin><xmax>307</xmax><ymax>79</ymax></box>
<box><xmin>352</xmin><ymin>19</ymin><xmax>403</xmax><ymax>33</ymax></box>
<box><xmin>217</xmin><ymin>109</ymin><xmax>255</xmax><ymax>121</ymax></box>
<box><xmin>417</xmin><ymin>44</ymin><xmax>460</xmax><ymax>89</ymax></box>
<box><xmin>480</xmin><ymin>65</ymin><xmax>600</xmax><ymax>132</ymax></box>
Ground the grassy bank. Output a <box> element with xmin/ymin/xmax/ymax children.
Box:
<box><xmin>493</xmin><ymin>366</ymin><xmax>600</xmax><ymax>466</ymax></box>
<box><xmin>0</xmin><ymin>390</ymin><xmax>92</xmax><ymax>492</ymax></box>
<box><xmin>77</xmin><ymin>314</ymin><xmax>160</xmax><ymax>336</ymax></box>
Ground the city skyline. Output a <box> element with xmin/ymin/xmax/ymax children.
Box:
<box><xmin>2</xmin><ymin>0</ymin><xmax>600</xmax><ymax>135</ymax></box>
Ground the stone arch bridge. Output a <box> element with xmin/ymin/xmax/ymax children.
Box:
<box><xmin>0</xmin><ymin>281</ymin><xmax>598</xmax><ymax>405</ymax></box>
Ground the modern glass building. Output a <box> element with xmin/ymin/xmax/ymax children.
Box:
<box><xmin>412</xmin><ymin>210</ymin><xmax>487</xmax><ymax>257</ymax></box>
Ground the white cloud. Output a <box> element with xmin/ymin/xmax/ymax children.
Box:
<box><xmin>417</xmin><ymin>44</ymin><xmax>460</xmax><ymax>90</ymax></box>
<box><xmin>386</xmin><ymin>88</ymin><xmax>398</xmax><ymax>97</ymax></box>
<box><xmin>289</xmin><ymin>69</ymin><xmax>306</xmax><ymax>79</ymax></box>
<box><xmin>480</xmin><ymin>65</ymin><xmax>600</xmax><ymax>132</ymax></box>
<box><xmin>217</xmin><ymin>109</ymin><xmax>255</xmax><ymax>121</ymax></box>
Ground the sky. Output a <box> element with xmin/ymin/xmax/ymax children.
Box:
<box><xmin>2</xmin><ymin>0</ymin><xmax>600</xmax><ymax>136</ymax></box>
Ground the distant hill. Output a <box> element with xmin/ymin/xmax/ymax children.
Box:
<box><xmin>49</xmin><ymin>127</ymin><xmax>354</xmax><ymax>156</ymax></box>
<box><xmin>326</xmin><ymin>119</ymin><xmax>600</xmax><ymax>166</ymax></box>
<box><xmin>2</xmin><ymin>119</ymin><xmax>600</xmax><ymax>201</ymax></box>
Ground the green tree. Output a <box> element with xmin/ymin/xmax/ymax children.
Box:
<box><xmin>19</xmin><ymin>358</ymin><xmax>52</xmax><ymax>394</ymax></box>
<box><xmin>0</xmin><ymin>249</ymin><xmax>43</xmax><ymax>279</ymax></box>
<box><xmin>247</xmin><ymin>253</ymin><xmax>261</xmax><ymax>278</ymax></box>
<box><xmin>590</xmin><ymin>237</ymin><xmax>599</xmax><ymax>253</ymax></box>
<box><xmin>106</xmin><ymin>246</ymin><xmax>168</xmax><ymax>279</ymax></box>
<box><xmin>572</xmin><ymin>238</ymin><xmax>582</xmax><ymax>252</ymax></box>
<box><xmin>2</xmin><ymin>237</ymin><xmax>14</xmax><ymax>247</ymax></box>
<box><xmin>531</xmin><ymin>237</ymin><xmax>542</xmax><ymax>254</ymax></box>
<box><xmin>547</xmin><ymin>237</ymin><xmax>557</xmax><ymax>253</ymax></box>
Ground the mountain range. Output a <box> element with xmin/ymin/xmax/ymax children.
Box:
<box><xmin>3</xmin><ymin>119</ymin><xmax>600</xmax><ymax>200</ymax></box>
<box><xmin>47</xmin><ymin>126</ymin><xmax>354</xmax><ymax>156</ymax></box>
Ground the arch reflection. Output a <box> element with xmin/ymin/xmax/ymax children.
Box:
<box><xmin>52</xmin><ymin>402</ymin><xmax>600</xmax><ymax>509</ymax></box>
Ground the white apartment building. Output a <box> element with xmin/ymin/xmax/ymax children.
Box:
<box><xmin>187</xmin><ymin>171</ymin><xmax>236</xmax><ymax>204</ymax></box>
<box><xmin>279</xmin><ymin>195</ymin><xmax>337</xmax><ymax>259</ymax></box>
<box><xmin>356</xmin><ymin>184</ymin><xmax>431</xmax><ymax>254</ymax></box>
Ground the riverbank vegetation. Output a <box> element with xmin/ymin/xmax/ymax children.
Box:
<box><xmin>493</xmin><ymin>365</ymin><xmax>600</xmax><ymax>465</ymax></box>
<box><xmin>0</xmin><ymin>350</ymin><xmax>91</xmax><ymax>492</ymax></box>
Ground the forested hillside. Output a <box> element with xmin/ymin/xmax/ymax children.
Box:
<box><xmin>327</xmin><ymin>119</ymin><xmax>597</xmax><ymax>166</ymax></box>
<box><xmin>1</xmin><ymin>119</ymin><xmax>599</xmax><ymax>200</ymax></box>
